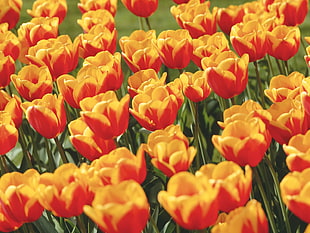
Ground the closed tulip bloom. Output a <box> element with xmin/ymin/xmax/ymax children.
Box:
<box><xmin>11</xmin><ymin>65</ymin><xmax>53</xmax><ymax>101</ymax></box>
<box><xmin>158</xmin><ymin>172</ymin><xmax>219</xmax><ymax>230</ymax></box>
<box><xmin>264</xmin><ymin>72</ymin><xmax>304</xmax><ymax>103</ymax></box>
<box><xmin>78</xmin><ymin>24</ymin><xmax>117</xmax><ymax>58</ymax></box>
<box><xmin>143</xmin><ymin>124</ymin><xmax>196</xmax><ymax>177</ymax></box>
<box><xmin>212</xmin><ymin>118</ymin><xmax>271</xmax><ymax>167</ymax></box>
<box><xmin>119</xmin><ymin>30</ymin><xmax>162</xmax><ymax>73</ymax></box>
<box><xmin>192</xmin><ymin>32</ymin><xmax>230</xmax><ymax>69</ymax></box>
<box><xmin>17</xmin><ymin>17</ymin><xmax>59</xmax><ymax>63</ymax></box>
<box><xmin>0</xmin><ymin>205</ymin><xmax>22</xmax><ymax>232</ymax></box>
<box><xmin>0</xmin><ymin>30</ymin><xmax>21</xmax><ymax>61</ymax></box>
<box><xmin>38</xmin><ymin>163</ymin><xmax>92</xmax><ymax>218</ymax></box>
<box><xmin>121</xmin><ymin>0</ymin><xmax>158</xmax><ymax>17</ymax></box>
<box><xmin>280</xmin><ymin>168</ymin><xmax>310</xmax><ymax>223</ymax></box>
<box><xmin>196</xmin><ymin>161</ymin><xmax>252</xmax><ymax>212</ymax></box>
<box><xmin>170</xmin><ymin>0</ymin><xmax>217</xmax><ymax>38</ymax></box>
<box><xmin>21</xmin><ymin>94</ymin><xmax>66</xmax><ymax>139</ymax></box>
<box><xmin>0</xmin><ymin>169</ymin><xmax>43</xmax><ymax>223</ymax></box>
<box><xmin>217</xmin><ymin>5</ymin><xmax>245</xmax><ymax>34</ymax></box>
<box><xmin>84</xmin><ymin>180</ymin><xmax>150</xmax><ymax>233</ymax></box>
<box><xmin>27</xmin><ymin>0</ymin><xmax>67</xmax><ymax>24</ymax></box>
<box><xmin>180</xmin><ymin>70</ymin><xmax>212</xmax><ymax>102</ymax></box>
<box><xmin>0</xmin><ymin>52</ymin><xmax>15</xmax><ymax>88</ymax></box>
<box><xmin>26</xmin><ymin>35</ymin><xmax>79</xmax><ymax>80</ymax></box>
<box><xmin>283</xmin><ymin>130</ymin><xmax>310</xmax><ymax>172</ymax></box>
<box><xmin>154</xmin><ymin>29</ymin><xmax>193</xmax><ymax>69</ymax></box>
<box><xmin>0</xmin><ymin>91</ymin><xmax>23</xmax><ymax>128</ymax></box>
<box><xmin>267</xmin><ymin>25</ymin><xmax>300</xmax><ymax>61</ymax></box>
<box><xmin>0</xmin><ymin>0</ymin><xmax>22</xmax><ymax>29</ymax></box>
<box><xmin>69</xmin><ymin>118</ymin><xmax>116</xmax><ymax>161</ymax></box>
<box><xmin>77</xmin><ymin>9</ymin><xmax>115</xmax><ymax>33</ymax></box>
<box><xmin>202</xmin><ymin>51</ymin><xmax>249</xmax><ymax>99</ymax></box>
<box><xmin>80</xmin><ymin>91</ymin><xmax>130</xmax><ymax>139</ymax></box>
<box><xmin>78</xmin><ymin>0</ymin><xmax>117</xmax><ymax>16</ymax></box>
<box><xmin>230</xmin><ymin>20</ymin><xmax>267</xmax><ymax>62</ymax></box>
<box><xmin>212</xmin><ymin>200</ymin><xmax>268</xmax><ymax>233</ymax></box>
<box><xmin>0</xmin><ymin>112</ymin><xmax>18</xmax><ymax>155</ymax></box>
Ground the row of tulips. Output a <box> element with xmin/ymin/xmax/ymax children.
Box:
<box><xmin>0</xmin><ymin>0</ymin><xmax>309</xmax><ymax>232</ymax></box>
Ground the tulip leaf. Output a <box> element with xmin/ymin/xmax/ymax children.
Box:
<box><xmin>33</xmin><ymin>215</ymin><xmax>60</xmax><ymax>233</ymax></box>
<box><xmin>161</xmin><ymin>219</ymin><xmax>175</xmax><ymax>233</ymax></box>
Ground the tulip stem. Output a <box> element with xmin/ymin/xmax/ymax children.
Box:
<box><xmin>138</xmin><ymin>17</ymin><xmax>144</xmax><ymax>30</ymax></box>
<box><xmin>275</xmin><ymin>58</ymin><xmax>284</xmax><ymax>74</ymax></box>
<box><xmin>77</xmin><ymin>215</ymin><xmax>87</xmax><ymax>233</ymax></box>
<box><xmin>18</xmin><ymin>128</ymin><xmax>33</xmax><ymax>168</ymax></box>
<box><xmin>176</xmin><ymin>224</ymin><xmax>181</xmax><ymax>233</ymax></box>
<box><xmin>253</xmin><ymin>61</ymin><xmax>266</xmax><ymax>108</ymax></box>
<box><xmin>145</xmin><ymin>17</ymin><xmax>152</xmax><ymax>30</ymax></box>
<box><xmin>149</xmin><ymin>215</ymin><xmax>160</xmax><ymax>233</ymax></box>
<box><xmin>283</xmin><ymin>60</ymin><xmax>289</xmax><ymax>76</ymax></box>
<box><xmin>266</xmin><ymin>55</ymin><xmax>275</xmax><ymax>78</ymax></box>
<box><xmin>0</xmin><ymin>155</ymin><xmax>8</xmax><ymax>174</ymax></box>
<box><xmin>54</xmin><ymin>137</ymin><xmax>69</xmax><ymax>164</ymax></box>
<box><xmin>45</xmin><ymin>138</ymin><xmax>56</xmax><ymax>171</ymax></box>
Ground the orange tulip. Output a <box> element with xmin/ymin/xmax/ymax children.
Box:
<box><xmin>192</xmin><ymin>32</ymin><xmax>230</xmax><ymax>69</ymax></box>
<box><xmin>211</xmin><ymin>200</ymin><xmax>268</xmax><ymax>233</ymax></box>
<box><xmin>157</xmin><ymin>171</ymin><xmax>219</xmax><ymax>230</ymax></box>
<box><xmin>280</xmin><ymin>168</ymin><xmax>310</xmax><ymax>223</ymax></box>
<box><xmin>80</xmin><ymin>91</ymin><xmax>130</xmax><ymax>139</ymax></box>
<box><xmin>202</xmin><ymin>51</ymin><xmax>249</xmax><ymax>99</ymax></box>
<box><xmin>84</xmin><ymin>180</ymin><xmax>150</xmax><ymax>233</ymax></box>
<box><xmin>27</xmin><ymin>0</ymin><xmax>67</xmax><ymax>24</ymax></box>
<box><xmin>0</xmin><ymin>112</ymin><xmax>18</xmax><ymax>155</ymax></box>
<box><xmin>119</xmin><ymin>30</ymin><xmax>162</xmax><ymax>73</ymax></box>
<box><xmin>17</xmin><ymin>17</ymin><xmax>59</xmax><ymax>63</ymax></box>
<box><xmin>0</xmin><ymin>29</ymin><xmax>21</xmax><ymax>62</ymax></box>
<box><xmin>230</xmin><ymin>20</ymin><xmax>267</xmax><ymax>62</ymax></box>
<box><xmin>266</xmin><ymin>25</ymin><xmax>300</xmax><ymax>61</ymax></box>
<box><xmin>26</xmin><ymin>35</ymin><xmax>79</xmax><ymax>80</ymax></box>
<box><xmin>242</xmin><ymin>11</ymin><xmax>283</xmax><ymax>32</ymax></box>
<box><xmin>38</xmin><ymin>163</ymin><xmax>92</xmax><ymax>218</ymax></box>
<box><xmin>0</xmin><ymin>205</ymin><xmax>22</xmax><ymax>232</ymax></box>
<box><xmin>78</xmin><ymin>0</ymin><xmax>117</xmax><ymax>16</ymax></box>
<box><xmin>0</xmin><ymin>0</ymin><xmax>22</xmax><ymax>29</ymax></box>
<box><xmin>121</xmin><ymin>0</ymin><xmax>158</xmax><ymax>17</ymax></box>
<box><xmin>170</xmin><ymin>0</ymin><xmax>217</xmax><ymax>38</ymax></box>
<box><xmin>0</xmin><ymin>169</ymin><xmax>43</xmax><ymax>223</ymax></box>
<box><xmin>77</xmin><ymin>24</ymin><xmax>117</xmax><ymax>58</ymax></box>
<box><xmin>196</xmin><ymin>161</ymin><xmax>252</xmax><ymax>212</ymax></box>
<box><xmin>212</xmin><ymin>118</ymin><xmax>271</xmax><ymax>167</ymax></box>
<box><xmin>68</xmin><ymin>117</ymin><xmax>116</xmax><ymax>161</ymax></box>
<box><xmin>180</xmin><ymin>70</ymin><xmax>212</xmax><ymax>102</ymax></box>
<box><xmin>0</xmin><ymin>52</ymin><xmax>15</xmax><ymax>88</ymax></box>
<box><xmin>217</xmin><ymin>5</ymin><xmax>245</xmax><ymax>34</ymax></box>
<box><xmin>90</xmin><ymin>146</ymin><xmax>146</xmax><ymax>185</ymax></box>
<box><xmin>11</xmin><ymin>65</ymin><xmax>53</xmax><ymax>101</ymax></box>
<box><xmin>305</xmin><ymin>46</ymin><xmax>310</xmax><ymax>67</ymax></box>
<box><xmin>283</xmin><ymin>130</ymin><xmax>310</xmax><ymax>172</ymax></box>
<box><xmin>264</xmin><ymin>72</ymin><xmax>304</xmax><ymax>103</ymax></box>
<box><xmin>21</xmin><ymin>94</ymin><xmax>66</xmax><ymax>139</ymax></box>
<box><xmin>154</xmin><ymin>29</ymin><xmax>193</xmax><ymax>69</ymax></box>
<box><xmin>77</xmin><ymin>9</ymin><xmax>115</xmax><ymax>33</ymax></box>
<box><xmin>0</xmin><ymin>90</ymin><xmax>23</xmax><ymax>128</ymax></box>
<box><xmin>143</xmin><ymin>124</ymin><xmax>196</xmax><ymax>177</ymax></box>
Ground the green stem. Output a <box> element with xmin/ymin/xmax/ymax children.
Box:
<box><xmin>138</xmin><ymin>17</ymin><xmax>144</xmax><ymax>30</ymax></box>
<box><xmin>266</xmin><ymin>54</ymin><xmax>275</xmax><ymax>78</ymax></box>
<box><xmin>0</xmin><ymin>155</ymin><xmax>8</xmax><ymax>174</ymax></box>
<box><xmin>54</xmin><ymin>137</ymin><xmax>69</xmax><ymax>164</ymax></box>
<box><xmin>77</xmin><ymin>215</ymin><xmax>87</xmax><ymax>233</ymax></box>
<box><xmin>4</xmin><ymin>155</ymin><xmax>19</xmax><ymax>171</ymax></box>
<box><xmin>145</xmin><ymin>17</ymin><xmax>152</xmax><ymax>30</ymax></box>
<box><xmin>253</xmin><ymin>61</ymin><xmax>266</xmax><ymax>108</ymax></box>
<box><xmin>283</xmin><ymin>60</ymin><xmax>289</xmax><ymax>76</ymax></box>
<box><xmin>150</xmin><ymin>215</ymin><xmax>160</xmax><ymax>233</ymax></box>
<box><xmin>230</xmin><ymin>96</ymin><xmax>236</xmax><ymax>105</ymax></box>
<box><xmin>45</xmin><ymin>138</ymin><xmax>56</xmax><ymax>171</ymax></box>
<box><xmin>18</xmin><ymin>128</ymin><xmax>33</xmax><ymax>168</ymax></box>
<box><xmin>176</xmin><ymin>224</ymin><xmax>181</xmax><ymax>233</ymax></box>
<box><xmin>275</xmin><ymin>58</ymin><xmax>284</xmax><ymax>74</ymax></box>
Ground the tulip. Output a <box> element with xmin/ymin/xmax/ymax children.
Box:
<box><xmin>143</xmin><ymin>124</ymin><xmax>196</xmax><ymax>177</ymax></box>
<box><xmin>242</xmin><ymin>11</ymin><xmax>283</xmax><ymax>32</ymax></box>
<box><xmin>0</xmin><ymin>30</ymin><xmax>21</xmax><ymax>61</ymax></box>
<box><xmin>283</xmin><ymin>130</ymin><xmax>310</xmax><ymax>172</ymax></box>
<box><xmin>21</xmin><ymin>94</ymin><xmax>66</xmax><ymax>139</ymax></box>
<box><xmin>0</xmin><ymin>169</ymin><xmax>43</xmax><ymax>223</ymax></box>
<box><xmin>280</xmin><ymin>168</ymin><xmax>310</xmax><ymax>223</ymax></box>
<box><xmin>217</xmin><ymin>5</ymin><xmax>245</xmax><ymax>34</ymax></box>
<box><xmin>266</xmin><ymin>25</ymin><xmax>300</xmax><ymax>61</ymax></box>
<box><xmin>196</xmin><ymin>161</ymin><xmax>252</xmax><ymax>212</ymax></box>
<box><xmin>77</xmin><ymin>24</ymin><xmax>117</xmax><ymax>58</ymax></box>
<box><xmin>0</xmin><ymin>205</ymin><xmax>22</xmax><ymax>232</ymax></box>
<box><xmin>0</xmin><ymin>112</ymin><xmax>18</xmax><ymax>155</ymax></box>
<box><xmin>157</xmin><ymin>171</ymin><xmax>219</xmax><ymax>230</ymax></box>
<box><xmin>212</xmin><ymin>118</ymin><xmax>271</xmax><ymax>167</ymax></box>
<box><xmin>83</xmin><ymin>180</ymin><xmax>150</xmax><ymax>233</ymax></box>
<box><xmin>121</xmin><ymin>0</ymin><xmax>158</xmax><ymax>17</ymax></box>
<box><xmin>26</xmin><ymin>35</ymin><xmax>79</xmax><ymax>80</ymax></box>
<box><xmin>80</xmin><ymin>91</ymin><xmax>130</xmax><ymax>139</ymax></box>
<box><xmin>0</xmin><ymin>91</ymin><xmax>23</xmax><ymax>128</ymax></box>
<box><xmin>78</xmin><ymin>0</ymin><xmax>117</xmax><ymax>16</ymax></box>
<box><xmin>230</xmin><ymin>20</ymin><xmax>267</xmax><ymax>62</ymax></box>
<box><xmin>211</xmin><ymin>200</ymin><xmax>268</xmax><ymax>233</ymax></box>
<box><xmin>0</xmin><ymin>0</ymin><xmax>22</xmax><ymax>29</ymax></box>
<box><xmin>305</xmin><ymin>45</ymin><xmax>310</xmax><ymax>67</ymax></box>
<box><xmin>68</xmin><ymin>117</ymin><xmax>116</xmax><ymax>161</ymax></box>
<box><xmin>0</xmin><ymin>52</ymin><xmax>15</xmax><ymax>89</ymax></box>
<box><xmin>11</xmin><ymin>65</ymin><xmax>53</xmax><ymax>101</ymax></box>
<box><xmin>119</xmin><ymin>30</ymin><xmax>162</xmax><ymax>73</ymax></box>
<box><xmin>27</xmin><ymin>0</ymin><xmax>67</xmax><ymax>24</ymax></box>
<box><xmin>154</xmin><ymin>29</ymin><xmax>193</xmax><ymax>69</ymax></box>
<box><xmin>201</xmin><ymin>51</ymin><xmax>249</xmax><ymax>99</ymax></box>
<box><xmin>77</xmin><ymin>9</ymin><xmax>115</xmax><ymax>33</ymax></box>
<box><xmin>180</xmin><ymin>70</ymin><xmax>212</xmax><ymax>102</ymax></box>
<box><xmin>173</xmin><ymin>0</ymin><xmax>204</xmax><ymax>3</ymax></box>
<box><xmin>38</xmin><ymin>163</ymin><xmax>92</xmax><ymax>218</ymax></box>
<box><xmin>264</xmin><ymin>72</ymin><xmax>304</xmax><ymax>103</ymax></box>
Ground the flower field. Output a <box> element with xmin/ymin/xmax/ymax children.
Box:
<box><xmin>0</xmin><ymin>0</ymin><xmax>310</xmax><ymax>232</ymax></box>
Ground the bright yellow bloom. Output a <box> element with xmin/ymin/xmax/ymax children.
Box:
<box><xmin>77</xmin><ymin>9</ymin><xmax>114</xmax><ymax>32</ymax></box>
<box><xmin>78</xmin><ymin>0</ymin><xmax>117</xmax><ymax>16</ymax></box>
